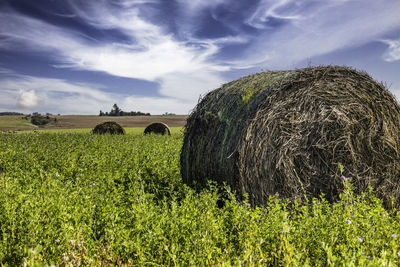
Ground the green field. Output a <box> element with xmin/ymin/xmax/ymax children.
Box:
<box><xmin>0</xmin><ymin>116</ymin><xmax>37</xmax><ymax>130</ymax></box>
<box><xmin>21</xmin><ymin>126</ymin><xmax>184</xmax><ymax>135</ymax></box>
<box><xmin>0</xmin><ymin>131</ymin><xmax>399</xmax><ymax>265</ymax></box>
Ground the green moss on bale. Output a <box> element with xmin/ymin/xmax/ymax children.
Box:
<box><xmin>181</xmin><ymin>66</ymin><xmax>400</xmax><ymax>208</ymax></box>
<box><xmin>92</xmin><ymin>121</ymin><xmax>125</xmax><ymax>135</ymax></box>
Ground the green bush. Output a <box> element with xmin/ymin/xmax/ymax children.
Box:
<box><xmin>30</xmin><ymin>115</ymin><xmax>53</xmax><ymax>126</ymax></box>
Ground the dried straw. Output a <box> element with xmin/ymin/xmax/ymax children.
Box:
<box><xmin>181</xmin><ymin>66</ymin><xmax>400</xmax><ymax>207</ymax></box>
<box><xmin>144</xmin><ymin>122</ymin><xmax>171</xmax><ymax>135</ymax></box>
<box><xmin>92</xmin><ymin>121</ymin><xmax>125</xmax><ymax>135</ymax></box>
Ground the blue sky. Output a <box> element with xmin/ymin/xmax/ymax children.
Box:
<box><xmin>0</xmin><ymin>0</ymin><xmax>399</xmax><ymax>115</ymax></box>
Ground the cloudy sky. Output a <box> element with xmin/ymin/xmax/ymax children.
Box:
<box><xmin>0</xmin><ymin>0</ymin><xmax>399</xmax><ymax>115</ymax></box>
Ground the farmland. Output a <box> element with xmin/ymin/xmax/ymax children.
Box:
<box><xmin>0</xmin><ymin>115</ymin><xmax>187</xmax><ymax>131</ymax></box>
<box><xmin>1</xmin><ymin>131</ymin><xmax>400</xmax><ymax>265</ymax></box>
<box><xmin>0</xmin><ymin>116</ymin><xmax>38</xmax><ymax>130</ymax></box>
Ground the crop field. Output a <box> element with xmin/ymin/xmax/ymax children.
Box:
<box><xmin>1</xmin><ymin>131</ymin><xmax>400</xmax><ymax>266</ymax></box>
<box><xmin>0</xmin><ymin>115</ymin><xmax>187</xmax><ymax>131</ymax></box>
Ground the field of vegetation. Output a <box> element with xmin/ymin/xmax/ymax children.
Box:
<box><xmin>1</xmin><ymin>131</ymin><xmax>399</xmax><ymax>265</ymax></box>
<box><xmin>0</xmin><ymin>116</ymin><xmax>37</xmax><ymax>131</ymax></box>
<box><xmin>0</xmin><ymin>115</ymin><xmax>187</xmax><ymax>131</ymax></box>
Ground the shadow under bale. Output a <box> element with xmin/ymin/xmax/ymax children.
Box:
<box><xmin>92</xmin><ymin>121</ymin><xmax>125</xmax><ymax>135</ymax></box>
<box><xmin>144</xmin><ymin>122</ymin><xmax>171</xmax><ymax>135</ymax></box>
<box><xmin>180</xmin><ymin>66</ymin><xmax>400</xmax><ymax>208</ymax></box>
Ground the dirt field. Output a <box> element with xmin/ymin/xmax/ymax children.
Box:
<box><xmin>0</xmin><ymin>115</ymin><xmax>188</xmax><ymax>131</ymax></box>
<box><xmin>54</xmin><ymin>115</ymin><xmax>187</xmax><ymax>129</ymax></box>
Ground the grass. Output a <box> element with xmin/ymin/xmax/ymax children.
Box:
<box><xmin>0</xmin><ymin>132</ymin><xmax>399</xmax><ymax>265</ymax></box>
<box><xmin>0</xmin><ymin>116</ymin><xmax>37</xmax><ymax>130</ymax></box>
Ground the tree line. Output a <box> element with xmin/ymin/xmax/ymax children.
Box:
<box><xmin>99</xmin><ymin>104</ymin><xmax>150</xmax><ymax>116</ymax></box>
<box><xmin>0</xmin><ymin>112</ymin><xmax>24</xmax><ymax>116</ymax></box>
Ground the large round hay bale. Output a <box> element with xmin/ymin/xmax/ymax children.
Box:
<box><xmin>144</xmin><ymin>122</ymin><xmax>171</xmax><ymax>135</ymax></box>
<box><xmin>92</xmin><ymin>121</ymin><xmax>125</xmax><ymax>135</ymax></box>
<box><xmin>181</xmin><ymin>66</ymin><xmax>400</xmax><ymax>207</ymax></box>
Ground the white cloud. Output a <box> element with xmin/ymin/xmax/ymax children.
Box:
<box><xmin>16</xmin><ymin>90</ymin><xmax>42</xmax><ymax>109</ymax></box>
<box><xmin>382</xmin><ymin>39</ymin><xmax>400</xmax><ymax>62</ymax></box>
<box><xmin>0</xmin><ymin>12</ymin><xmax>190</xmax><ymax>81</ymax></box>
<box><xmin>63</xmin><ymin>0</ymin><xmax>228</xmax><ymax>83</ymax></box>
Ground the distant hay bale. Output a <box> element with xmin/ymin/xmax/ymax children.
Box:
<box><xmin>92</xmin><ymin>121</ymin><xmax>125</xmax><ymax>135</ymax></box>
<box><xmin>181</xmin><ymin>66</ymin><xmax>400</xmax><ymax>207</ymax></box>
<box><xmin>144</xmin><ymin>122</ymin><xmax>171</xmax><ymax>135</ymax></box>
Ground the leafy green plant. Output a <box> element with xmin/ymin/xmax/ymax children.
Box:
<box><xmin>0</xmin><ymin>132</ymin><xmax>399</xmax><ymax>265</ymax></box>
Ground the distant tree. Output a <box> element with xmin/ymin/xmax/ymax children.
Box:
<box><xmin>31</xmin><ymin>114</ymin><xmax>52</xmax><ymax>126</ymax></box>
<box><xmin>110</xmin><ymin>103</ymin><xmax>121</xmax><ymax>116</ymax></box>
<box><xmin>99</xmin><ymin>110</ymin><xmax>105</xmax><ymax>116</ymax></box>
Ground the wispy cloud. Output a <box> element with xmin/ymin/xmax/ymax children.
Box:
<box><xmin>382</xmin><ymin>39</ymin><xmax>400</xmax><ymax>62</ymax></box>
<box><xmin>0</xmin><ymin>0</ymin><xmax>399</xmax><ymax>114</ymax></box>
<box><xmin>0</xmin><ymin>1</ymin><xmax>227</xmax><ymax>101</ymax></box>
<box><xmin>239</xmin><ymin>0</ymin><xmax>400</xmax><ymax>68</ymax></box>
<box><xmin>175</xmin><ymin>0</ymin><xmax>225</xmax><ymax>13</ymax></box>
<box><xmin>0</xmin><ymin>67</ymin><xmax>16</xmax><ymax>75</ymax></box>
<box><xmin>246</xmin><ymin>0</ymin><xmax>304</xmax><ymax>29</ymax></box>
<box><xmin>2</xmin><ymin>0</ymin><xmax>397</xmax><ymax>80</ymax></box>
<box><xmin>0</xmin><ymin>71</ymin><xmax>195</xmax><ymax>114</ymax></box>
<box><xmin>0</xmin><ymin>73</ymin><xmax>111</xmax><ymax>114</ymax></box>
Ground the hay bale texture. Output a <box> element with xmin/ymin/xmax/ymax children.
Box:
<box><xmin>92</xmin><ymin>121</ymin><xmax>125</xmax><ymax>135</ymax></box>
<box><xmin>144</xmin><ymin>122</ymin><xmax>171</xmax><ymax>135</ymax></box>
<box><xmin>181</xmin><ymin>66</ymin><xmax>400</xmax><ymax>206</ymax></box>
